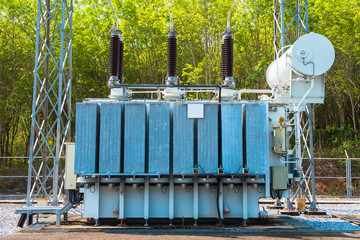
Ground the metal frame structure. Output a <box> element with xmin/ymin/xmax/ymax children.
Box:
<box><xmin>273</xmin><ymin>0</ymin><xmax>317</xmax><ymax>210</ymax></box>
<box><xmin>274</xmin><ymin>0</ymin><xmax>309</xmax><ymax>59</ymax></box>
<box><xmin>288</xmin><ymin>105</ymin><xmax>317</xmax><ymax>210</ymax></box>
<box><xmin>26</xmin><ymin>0</ymin><xmax>73</xmax><ymax>207</ymax></box>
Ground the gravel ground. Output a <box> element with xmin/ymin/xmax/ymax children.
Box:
<box><xmin>1</xmin><ymin>197</ymin><xmax>360</xmax><ymax>237</ymax></box>
<box><xmin>260</xmin><ymin>197</ymin><xmax>360</xmax><ymax>216</ymax></box>
<box><xmin>260</xmin><ymin>197</ymin><xmax>360</xmax><ymax>231</ymax></box>
<box><xmin>318</xmin><ymin>204</ymin><xmax>360</xmax><ymax>216</ymax></box>
<box><xmin>0</xmin><ymin>203</ymin><xmax>82</xmax><ymax>237</ymax></box>
<box><xmin>294</xmin><ymin>216</ymin><xmax>360</xmax><ymax>231</ymax></box>
<box><xmin>0</xmin><ymin>204</ymin><xmax>24</xmax><ymax>237</ymax></box>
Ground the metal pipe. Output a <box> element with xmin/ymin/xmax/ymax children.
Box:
<box><xmin>110</xmin><ymin>84</ymin><xmax>224</xmax><ymax>88</ymax></box>
<box><xmin>308</xmin><ymin>104</ymin><xmax>317</xmax><ymax>210</ymax></box>
<box><xmin>216</xmin><ymin>178</ymin><xmax>223</xmax><ymax>225</ymax></box>
<box><xmin>296</xmin><ymin>78</ymin><xmax>314</xmax><ymax>110</ymax></box>
<box><xmin>237</xmin><ymin>89</ymin><xmax>273</xmax><ymax>100</ymax></box>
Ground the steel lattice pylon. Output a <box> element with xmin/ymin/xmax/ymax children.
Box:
<box><xmin>273</xmin><ymin>0</ymin><xmax>317</xmax><ymax>210</ymax></box>
<box><xmin>26</xmin><ymin>0</ymin><xmax>73</xmax><ymax>207</ymax></box>
<box><xmin>273</xmin><ymin>0</ymin><xmax>309</xmax><ymax>59</ymax></box>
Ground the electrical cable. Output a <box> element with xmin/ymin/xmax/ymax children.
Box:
<box><xmin>216</xmin><ymin>179</ymin><xmax>223</xmax><ymax>226</ymax></box>
<box><xmin>164</xmin><ymin>0</ymin><xmax>174</xmax><ymax>31</ymax></box>
<box><xmin>235</xmin><ymin>164</ymin><xmax>245</xmax><ymax>174</ymax></box>
<box><xmin>196</xmin><ymin>164</ymin><xmax>206</xmax><ymax>174</ymax></box>
<box><xmin>68</xmin><ymin>190</ymin><xmax>83</xmax><ymax>205</ymax></box>
<box><xmin>227</xmin><ymin>0</ymin><xmax>238</xmax><ymax>31</ymax></box>
<box><xmin>106</xmin><ymin>0</ymin><xmax>120</xmax><ymax>30</ymax></box>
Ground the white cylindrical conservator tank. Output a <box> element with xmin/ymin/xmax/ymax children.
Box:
<box><xmin>266</xmin><ymin>33</ymin><xmax>335</xmax><ymax>89</ymax></box>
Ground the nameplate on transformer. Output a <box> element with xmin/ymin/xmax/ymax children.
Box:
<box><xmin>187</xmin><ymin>104</ymin><xmax>204</xmax><ymax>118</ymax></box>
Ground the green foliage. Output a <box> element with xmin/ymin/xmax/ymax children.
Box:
<box><xmin>0</xmin><ymin>0</ymin><xmax>35</xmax><ymax>172</ymax></box>
<box><xmin>0</xmin><ymin>0</ymin><xmax>360</xmax><ymax>176</ymax></box>
<box><xmin>311</xmin><ymin>0</ymin><xmax>360</xmax><ymax>130</ymax></box>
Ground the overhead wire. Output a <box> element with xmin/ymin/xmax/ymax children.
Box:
<box><xmin>227</xmin><ymin>0</ymin><xmax>238</xmax><ymax>31</ymax></box>
<box><xmin>164</xmin><ymin>0</ymin><xmax>174</xmax><ymax>31</ymax></box>
<box><xmin>106</xmin><ymin>0</ymin><xmax>120</xmax><ymax>30</ymax></box>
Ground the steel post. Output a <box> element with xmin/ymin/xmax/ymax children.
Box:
<box><xmin>346</xmin><ymin>150</ymin><xmax>352</xmax><ymax>198</ymax></box>
<box><xmin>308</xmin><ymin>104</ymin><xmax>317</xmax><ymax>210</ymax></box>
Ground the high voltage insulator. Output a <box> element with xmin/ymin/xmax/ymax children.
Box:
<box><xmin>221</xmin><ymin>31</ymin><xmax>234</xmax><ymax>86</ymax></box>
<box><xmin>118</xmin><ymin>40</ymin><xmax>124</xmax><ymax>84</ymax></box>
<box><xmin>167</xmin><ymin>34</ymin><xmax>177</xmax><ymax>77</ymax></box>
<box><xmin>165</xmin><ymin>30</ymin><xmax>178</xmax><ymax>85</ymax></box>
<box><xmin>109</xmin><ymin>29</ymin><xmax>121</xmax><ymax>83</ymax></box>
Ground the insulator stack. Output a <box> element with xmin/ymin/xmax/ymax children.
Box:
<box><xmin>109</xmin><ymin>30</ymin><xmax>121</xmax><ymax>81</ymax></box>
<box><xmin>118</xmin><ymin>40</ymin><xmax>124</xmax><ymax>83</ymax></box>
<box><xmin>221</xmin><ymin>41</ymin><xmax>226</xmax><ymax>82</ymax></box>
<box><xmin>167</xmin><ymin>35</ymin><xmax>177</xmax><ymax>78</ymax></box>
<box><xmin>221</xmin><ymin>34</ymin><xmax>233</xmax><ymax>85</ymax></box>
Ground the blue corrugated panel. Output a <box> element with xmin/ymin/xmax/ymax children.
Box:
<box><xmin>221</xmin><ymin>104</ymin><xmax>243</xmax><ymax>173</ymax></box>
<box><xmin>74</xmin><ymin>102</ymin><xmax>100</xmax><ymax>174</ymax></box>
<box><xmin>197</xmin><ymin>104</ymin><xmax>218</xmax><ymax>173</ymax></box>
<box><xmin>148</xmin><ymin>103</ymin><xmax>170</xmax><ymax>174</ymax></box>
<box><xmin>99</xmin><ymin>103</ymin><xmax>122</xmax><ymax>174</ymax></box>
<box><xmin>124</xmin><ymin>103</ymin><xmax>146</xmax><ymax>173</ymax></box>
<box><xmin>173</xmin><ymin>103</ymin><xmax>194</xmax><ymax>174</ymax></box>
<box><xmin>246</xmin><ymin>103</ymin><xmax>268</xmax><ymax>174</ymax></box>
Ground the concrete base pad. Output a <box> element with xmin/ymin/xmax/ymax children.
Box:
<box><xmin>5</xmin><ymin>215</ymin><xmax>360</xmax><ymax>240</ymax></box>
<box><xmin>267</xmin><ymin>205</ymin><xmax>284</xmax><ymax>209</ymax></box>
<box><xmin>279</xmin><ymin>210</ymin><xmax>301</xmax><ymax>216</ymax></box>
<box><xmin>7</xmin><ymin>215</ymin><xmax>313</xmax><ymax>233</ymax></box>
<box><xmin>304</xmin><ymin>210</ymin><xmax>327</xmax><ymax>216</ymax></box>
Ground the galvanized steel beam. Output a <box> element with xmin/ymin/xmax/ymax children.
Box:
<box><xmin>273</xmin><ymin>0</ymin><xmax>308</xmax><ymax>59</ymax></box>
<box><xmin>26</xmin><ymin>0</ymin><xmax>73</xmax><ymax>208</ymax></box>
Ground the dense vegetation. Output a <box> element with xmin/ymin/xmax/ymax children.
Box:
<box><xmin>0</xmin><ymin>0</ymin><xmax>359</xmax><ymax>191</ymax></box>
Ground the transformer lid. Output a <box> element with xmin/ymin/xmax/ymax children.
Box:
<box><xmin>291</xmin><ymin>33</ymin><xmax>335</xmax><ymax>76</ymax></box>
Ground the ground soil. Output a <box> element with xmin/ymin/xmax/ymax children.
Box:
<box><xmin>303</xmin><ymin>159</ymin><xmax>359</xmax><ymax>196</ymax></box>
<box><xmin>3</xmin><ymin>231</ymin><xmax>360</xmax><ymax>240</ymax></box>
<box><xmin>0</xmin><ymin>178</ymin><xmax>27</xmax><ymax>195</ymax></box>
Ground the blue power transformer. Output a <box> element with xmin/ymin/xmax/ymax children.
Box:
<box><xmin>75</xmin><ymin>102</ymin><xmax>268</xmax><ymax>176</ymax></box>
<box><xmin>74</xmin><ymin>100</ymin><xmax>281</xmax><ymax>223</ymax></box>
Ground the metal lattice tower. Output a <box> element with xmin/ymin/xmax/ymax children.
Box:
<box><xmin>26</xmin><ymin>0</ymin><xmax>73</xmax><ymax>207</ymax></box>
<box><xmin>274</xmin><ymin>0</ymin><xmax>309</xmax><ymax>59</ymax></box>
<box><xmin>273</xmin><ymin>0</ymin><xmax>317</xmax><ymax>210</ymax></box>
